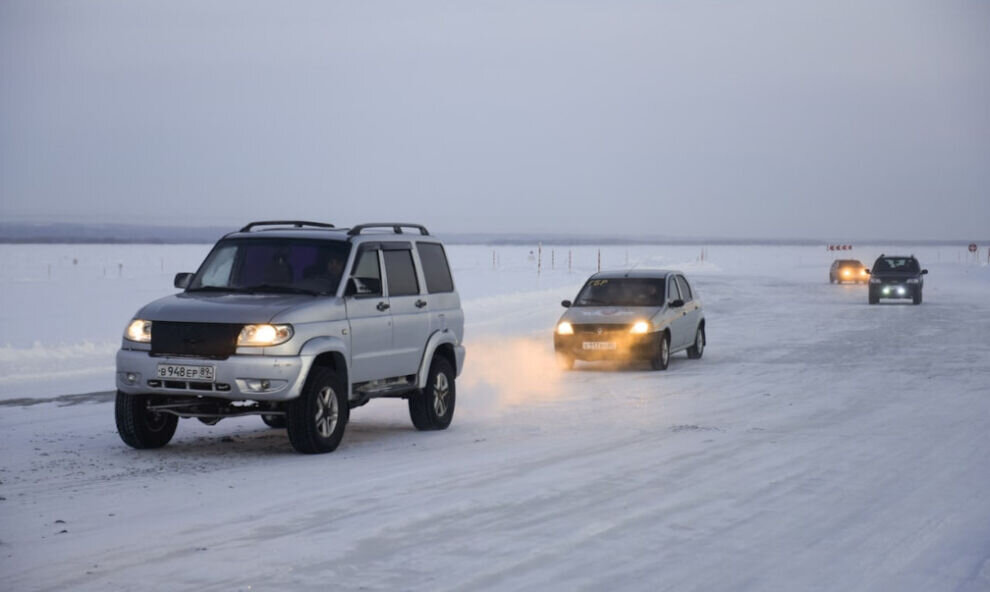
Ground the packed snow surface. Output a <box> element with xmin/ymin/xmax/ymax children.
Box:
<box><xmin>1</xmin><ymin>243</ymin><xmax>989</xmax><ymax>591</ymax></box>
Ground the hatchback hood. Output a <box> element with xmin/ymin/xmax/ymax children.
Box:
<box><xmin>562</xmin><ymin>306</ymin><xmax>662</xmax><ymax>325</ymax></box>
<box><xmin>136</xmin><ymin>292</ymin><xmax>313</xmax><ymax>324</ymax></box>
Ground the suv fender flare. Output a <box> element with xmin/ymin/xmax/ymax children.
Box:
<box><xmin>417</xmin><ymin>330</ymin><xmax>463</xmax><ymax>389</ymax></box>
<box><xmin>297</xmin><ymin>336</ymin><xmax>352</xmax><ymax>398</ymax></box>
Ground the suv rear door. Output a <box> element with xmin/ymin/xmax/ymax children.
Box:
<box><xmin>382</xmin><ymin>243</ymin><xmax>431</xmax><ymax>377</ymax></box>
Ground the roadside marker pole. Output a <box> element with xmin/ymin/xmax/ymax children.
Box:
<box><xmin>551</xmin><ymin>249</ymin><xmax>555</xmax><ymax>271</ymax></box>
<box><xmin>597</xmin><ymin>249</ymin><xmax>601</xmax><ymax>272</ymax></box>
<box><xmin>538</xmin><ymin>243</ymin><xmax>542</xmax><ymax>275</ymax></box>
<box><xmin>568</xmin><ymin>250</ymin><xmax>572</xmax><ymax>273</ymax></box>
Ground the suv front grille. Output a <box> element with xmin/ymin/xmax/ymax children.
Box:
<box><xmin>151</xmin><ymin>321</ymin><xmax>242</xmax><ymax>359</ymax></box>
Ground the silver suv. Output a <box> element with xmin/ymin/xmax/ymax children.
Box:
<box><xmin>115</xmin><ymin>221</ymin><xmax>465</xmax><ymax>454</ymax></box>
<box><xmin>553</xmin><ymin>270</ymin><xmax>705</xmax><ymax>371</ymax></box>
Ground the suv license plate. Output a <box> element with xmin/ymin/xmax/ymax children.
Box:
<box><xmin>582</xmin><ymin>342</ymin><xmax>616</xmax><ymax>351</ymax></box>
<box><xmin>157</xmin><ymin>363</ymin><xmax>216</xmax><ymax>382</ymax></box>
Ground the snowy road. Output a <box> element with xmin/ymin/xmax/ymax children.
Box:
<box><xmin>2</xmin><ymin>245</ymin><xmax>989</xmax><ymax>591</ymax></box>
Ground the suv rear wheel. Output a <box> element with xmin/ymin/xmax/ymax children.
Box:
<box><xmin>286</xmin><ymin>367</ymin><xmax>349</xmax><ymax>454</ymax></box>
<box><xmin>115</xmin><ymin>392</ymin><xmax>178</xmax><ymax>449</ymax></box>
<box><xmin>409</xmin><ymin>355</ymin><xmax>456</xmax><ymax>430</ymax></box>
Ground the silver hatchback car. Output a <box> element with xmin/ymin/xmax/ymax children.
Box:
<box><xmin>553</xmin><ymin>270</ymin><xmax>705</xmax><ymax>371</ymax></box>
<box><xmin>115</xmin><ymin>221</ymin><xmax>465</xmax><ymax>454</ymax></box>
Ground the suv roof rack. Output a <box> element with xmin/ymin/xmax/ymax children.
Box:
<box><xmin>239</xmin><ymin>220</ymin><xmax>336</xmax><ymax>233</ymax></box>
<box><xmin>347</xmin><ymin>223</ymin><xmax>429</xmax><ymax>236</ymax></box>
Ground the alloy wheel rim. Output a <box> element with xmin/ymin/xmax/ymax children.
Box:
<box><xmin>433</xmin><ymin>373</ymin><xmax>450</xmax><ymax>417</ymax></box>
<box><xmin>314</xmin><ymin>386</ymin><xmax>339</xmax><ymax>438</ymax></box>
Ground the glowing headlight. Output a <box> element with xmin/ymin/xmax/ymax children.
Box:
<box><xmin>630</xmin><ymin>321</ymin><xmax>651</xmax><ymax>334</ymax></box>
<box><xmin>860</xmin><ymin>269</ymin><xmax>868</xmax><ymax>276</ymax></box>
<box><xmin>238</xmin><ymin>324</ymin><xmax>293</xmax><ymax>346</ymax></box>
<box><xmin>557</xmin><ymin>322</ymin><xmax>574</xmax><ymax>335</ymax></box>
<box><xmin>124</xmin><ymin>319</ymin><xmax>152</xmax><ymax>342</ymax></box>
<box><xmin>842</xmin><ymin>269</ymin><xmax>851</xmax><ymax>276</ymax></box>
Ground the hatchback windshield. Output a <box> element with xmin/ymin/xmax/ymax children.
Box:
<box><xmin>188</xmin><ymin>238</ymin><xmax>352</xmax><ymax>295</ymax></box>
<box><xmin>873</xmin><ymin>258</ymin><xmax>920</xmax><ymax>273</ymax></box>
<box><xmin>574</xmin><ymin>278</ymin><xmax>667</xmax><ymax>307</ymax></box>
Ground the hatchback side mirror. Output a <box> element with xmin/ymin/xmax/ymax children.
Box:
<box><xmin>174</xmin><ymin>272</ymin><xmax>193</xmax><ymax>289</ymax></box>
<box><xmin>669</xmin><ymin>299</ymin><xmax>684</xmax><ymax>308</ymax></box>
<box><xmin>561</xmin><ymin>300</ymin><xmax>572</xmax><ymax>308</ymax></box>
<box><xmin>922</xmin><ymin>269</ymin><xmax>928</xmax><ymax>275</ymax></box>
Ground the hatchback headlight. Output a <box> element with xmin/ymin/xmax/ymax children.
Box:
<box><xmin>124</xmin><ymin>319</ymin><xmax>152</xmax><ymax>342</ymax></box>
<box><xmin>869</xmin><ymin>278</ymin><xmax>881</xmax><ymax>284</ymax></box>
<box><xmin>238</xmin><ymin>324</ymin><xmax>293</xmax><ymax>346</ymax></box>
<box><xmin>557</xmin><ymin>322</ymin><xmax>574</xmax><ymax>335</ymax></box>
<box><xmin>630</xmin><ymin>321</ymin><xmax>651</xmax><ymax>334</ymax></box>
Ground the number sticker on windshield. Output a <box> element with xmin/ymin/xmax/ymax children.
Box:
<box><xmin>590</xmin><ymin>279</ymin><xmax>609</xmax><ymax>287</ymax></box>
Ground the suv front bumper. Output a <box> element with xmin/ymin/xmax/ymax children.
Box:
<box><xmin>116</xmin><ymin>348</ymin><xmax>313</xmax><ymax>401</ymax></box>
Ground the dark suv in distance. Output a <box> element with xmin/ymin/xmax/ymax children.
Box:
<box><xmin>867</xmin><ymin>255</ymin><xmax>928</xmax><ymax>305</ymax></box>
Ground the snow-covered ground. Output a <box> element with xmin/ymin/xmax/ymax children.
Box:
<box><xmin>1</xmin><ymin>243</ymin><xmax>989</xmax><ymax>591</ymax></box>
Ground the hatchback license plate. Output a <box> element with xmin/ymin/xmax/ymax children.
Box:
<box><xmin>583</xmin><ymin>342</ymin><xmax>616</xmax><ymax>351</ymax></box>
<box><xmin>157</xmin><ymin>363</ymin><xmax>216</xmax><ymax>382</ymax></box>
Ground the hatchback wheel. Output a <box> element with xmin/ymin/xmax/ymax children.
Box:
<box><xmin>650</xmin><ymin>332</ymin><xmax>671</xmax><ymax>371</ymax></box>
<box><xmin>687</xmin><ymin>326</ymin><xmax>705</xmax><ymax>360</ymax></box>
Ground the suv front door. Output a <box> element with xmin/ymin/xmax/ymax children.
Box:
<box><xmin>344</xmin><ymin>246</ymin><xmax>393</xmax><ymax>383</ymax></box>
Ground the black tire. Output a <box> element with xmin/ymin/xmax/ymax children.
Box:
<box><xmin>261</xmin><ymin>414</ymin><xmax>286</xmax><ymax>428</ymax></box>
<box><xmin>650</xmin><ymin>332</ymin><xmax>671</xmax><ymax>371</ymax></box>
<box><xmin>687</xmin><ymin>326</ymin><xmax>705</xmax><ymax>360</ymax></box>
<box><xmin>286</xmin><ymin>367</ymin><xmax>349</xmax><ymax>454</ymax></box>
<box><xmin>556</xmin><ymin>352</ymin><xmax>574</xmax><ymax>370</ymax></box>
<box><xmin>115</xmin><ymin>391</ymin><xmax>178</xmax><ymax>449</ymax></box>
<box><xmin>869</xmin><ymin>289</ymin><xmax>879</xmax><ymax>305</ymax></box>
<box><xmin>409</xmin><ymin>356</ymin><xmax>456</xmax><ymax>431</ymax></box>
<box><xmin>913</xmin><ymin>288</ymin><xmax>923</xmax><ymax>305</ymax></box>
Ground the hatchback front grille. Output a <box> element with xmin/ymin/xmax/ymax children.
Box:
<box><xmin>572</xmin><ymin>323</ymin><xmax>632</xmax><ymax>335</ymax></box>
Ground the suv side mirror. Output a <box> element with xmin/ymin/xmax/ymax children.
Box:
<box><xmin>174</xmin><ymin>272</ymin><xmax>193</xmax><ymax>289</ymax></box>
<box><xmin>669</xmin><ymin>299</ymin><xmax>684</xmax><ymax>308</ymax></box>
<box><xmin>561</xmin><ymin>300</ymin><xmax>572</xmax><ymax>308</ymax></box>
<box><xmin>921</xmin><ymin>269</ymin><xmax>928</xmax><ymax>275</ymax></box>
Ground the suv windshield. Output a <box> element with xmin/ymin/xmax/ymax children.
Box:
<box><xmin>574</xmin><ymin>278</ymin><xmax>667</xmax><ymax>307</ymax></box>
<box><xmin>873</xmin><ymin>258</ymin><xmax>920</xmax><ymax>274</ymax></box>
<box><xmin>188</xmin><ymin>238</ymin><xmax>352</xmax><ymax>295</ymax></box>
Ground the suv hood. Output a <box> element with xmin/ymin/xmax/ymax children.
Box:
<box><xmin>136</xmin><ymin>292</ymin><xmax>315</xmax><ymax>324</ymax></box>
<box><xmin>562</xmin><ymin>306</ymin><xmax>662</xmax><ymax>325</ymax></box>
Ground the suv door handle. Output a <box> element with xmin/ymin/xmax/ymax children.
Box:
<box><xmin>415</xmin><ymin>299</ymin><xmax>427</xmax><ymax>308</ymax></box>
<box><xmin>376</xmin><ymin>302</ymin><xmax>390</xmax><ymax>312</ymax></box>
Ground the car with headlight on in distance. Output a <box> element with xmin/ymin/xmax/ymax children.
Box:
<box><xmin>829</xmin><ymin>259</ymin><xmax>869</xmax><ymax>284</ymax></box>
<box><xmin>553</xmin><ymin>270</ymin><xmax>705</xmax><ymax>371</ymax></box>
<box><xmin>867</xmin><ymin>254</ymin><xmax>927</xmax><ymax>305</ymax></box>
<box><xmin>115</xmin><ymin>221</ymin><xmax>465</xmax><ymax>454</ymax></box>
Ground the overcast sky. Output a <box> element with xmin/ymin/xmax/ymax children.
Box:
<box><xmin>1</xmin><ymin>1</ymin><xmax>988</xmax><ymax>240</ymax></box>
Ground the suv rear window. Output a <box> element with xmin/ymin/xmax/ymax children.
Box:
<box><xmin>383</xmin><ymin>250</ymin><xmax>420</xmax><ymax>296</ymax></box>
<box><xmin>416</xmin><ymin>243</ymin><xmax>454</xmax><ymax>293</ymax></box>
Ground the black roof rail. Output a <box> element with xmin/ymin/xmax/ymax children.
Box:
<box><xmin>347</xmin><ymin>223</ymin><xmax>429</xmax><ymax>236</ymax></box>
<box><xmin>239</xmin><ymin>220</ymin><xmax>336</xmax><ymax>233</ymax></box>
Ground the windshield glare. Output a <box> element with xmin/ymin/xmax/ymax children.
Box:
<box><xmin>189</xmin><ymin>238</ymin><xmax>351</xmax><ymax>295</ymax></box>
<box><xmin>574</xmin><ymin>278</ymin><xmax>667</xmax><ymax>307</ymax></box>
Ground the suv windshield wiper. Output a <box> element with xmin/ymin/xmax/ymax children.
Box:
<box><xmin>241</xmin><ymin>284</ymin><xmax>323</xmax><ymax>296</ymax></box>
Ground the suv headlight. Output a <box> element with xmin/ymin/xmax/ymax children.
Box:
<box><xmin>906</xmin><ymin>278</ymin><xmax>920</xmax><ymax>284</ymax></box>
<box><xmin>238</xmin><ymin>324</ymin><xmax>293</xmax><ymax>346</ymax></box>
<box><xmin>124</xmin><ymin>319</ymin><xmax>152</xmax><ymax>342</ymax></box>
<box><xmin>869</xmin><ymin>278</ymin><xmax>881</xmax><ymax>284</ymax></box>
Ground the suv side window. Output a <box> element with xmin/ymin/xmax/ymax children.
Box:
<box><xmin>416</xmin><ymin>242</ymin><xmax>454</xmax><ymax>293</ymax></box>
<box><xmin>676</xmin><ymin>276</ymin><xmax>693</xmax><ymax>301</ymax></box>
<box><xmin>383</xmin><ymin>250</ymin><xmax>420</xmax><ymax>296</ymax></box>
<box><xmin>349</xmin><ymin>248</ymin><xmax>382</xmax><ymax>296</ymax></box>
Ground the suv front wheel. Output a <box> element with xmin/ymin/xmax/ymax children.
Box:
<box><xmin>115</xmin><ymin>392</ymin><xmax>178</xmax><ymax>449</ymax></box>
<box><xmin>409</xmin><ymin>355</ymin><xmax>456</xmax><ymax>430</ymax></box>
<box><xmin>286</xmin><ymin>367</ymin><xmax>349</xmax><ymax>454</ymax></box>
